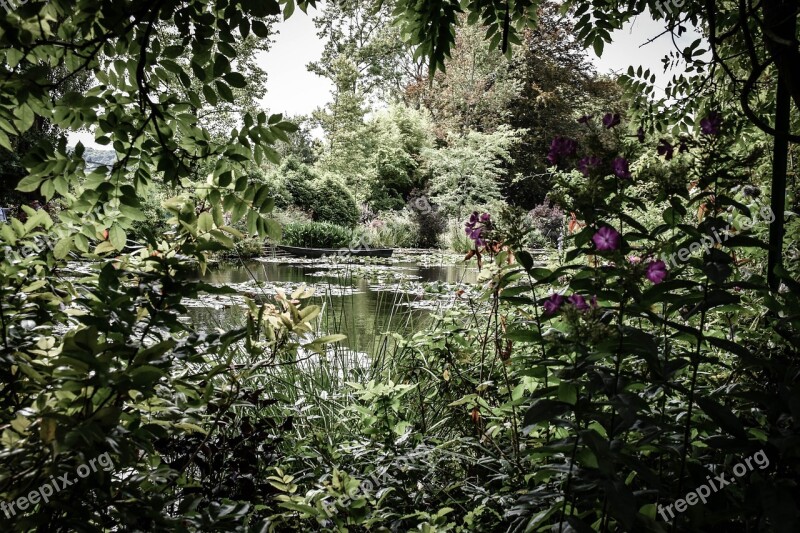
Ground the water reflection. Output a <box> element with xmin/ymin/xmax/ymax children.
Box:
<box><xmin>190</xmin><ymin>258</ymin><xmax>479</xmax><ymax>356</ymax></box>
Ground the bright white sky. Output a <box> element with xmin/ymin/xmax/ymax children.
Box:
<box><xmin>69</xmin><ymin>9</ymin><xmax>697</xmax><ymax>147</ymax></box>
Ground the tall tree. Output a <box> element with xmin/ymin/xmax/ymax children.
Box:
<box><xmin>405</xmin><ymin>21</ymin><xmax>522</xmax><ymax>136</ymax></box>
<box><xmin>504</xmin><ymin>1</ymin><xmax>625</xmax><ymax>208</ymax></box>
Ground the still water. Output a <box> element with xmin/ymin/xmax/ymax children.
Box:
<box><xmin>189</xmin><ymin>252</ymin><xmax>480</xmax><ymax>356</ymax></box>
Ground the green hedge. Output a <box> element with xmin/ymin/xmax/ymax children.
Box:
<box><xmin>281</xmin><ymin>221</ymin><xmax>353</xmax><ymax>248</ymax></box>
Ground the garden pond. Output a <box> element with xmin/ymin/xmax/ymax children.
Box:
<box><xmin>185</xmin><ymin>250</ymin><xmax>486</xmax><ymax>357</ymax></box>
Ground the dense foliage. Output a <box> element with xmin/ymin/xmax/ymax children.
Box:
<box><xmin>281</xmin><ymin>221</ymin><xmax>353</xmax><ymax>249</ymax></box>
<box><xmin>0</xmin><ymin>0</ymin><xmax>798</xmax><ymax>531</ymax></box>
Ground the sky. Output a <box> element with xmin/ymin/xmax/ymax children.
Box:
<box><xmin>69</xmin><ymin>9</ymin><xmax>697</xmax><ymax>148</ymax></box>
<box><xmin>260</xmin><ymin>9</ymin><xmax>697</xmax><ymax>119</ymax></box>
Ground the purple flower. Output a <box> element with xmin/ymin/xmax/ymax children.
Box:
<box><xmin>465</xmin><ymin>226</ymin><xmax>484</xmax><ymax>247</ymax></box>
<box><xmin>645</xmin><ymin>260</ymin><xmax>668</xmax><ymax>284</ymax></box>
<box><xmin>543</xmin><ymin>293</ymin><xmax>565</xmax><ymax>315</ymax></box>
<box><xmin>611</xmin><ymin>157</ymin><xmax>631</xmax><ymax>179</ymax></box>
<box><xmin>465</xmin><ymin>212</ymin><xmax>491</xmax><ymax>247</ymax></box>
<box><xmin>577</xmin><ymin>114</ymin><xmax>593</xmax><ymax>124</ymax></box>
<box><xmin>592</xmin><ymin>226</ymin><xmax>621</xmax><ymax>251</ymax></box>
<box><xmin>546</xmin><ymin>136</ymin><xmax>578</xmax><ymax>165</ymax></box>
<box><xmin>700</xmin><ymin>112</ymin><xmax>722</xmax><ymax>135</ymax></box>
<box><xmin>602</xmin><ymin>113</ymin><xmax>621</xmax><ymax>129</ymax></box>
<box><xmin>637</xmin><ymin>127</ymin><xmax>645</xmax><ymax>143</ymax></box>
<box><xmin>578</xmin><ymin>155</ymin><xmax>602</xmax><ymax>176</ymax></box>
<box><xmin>657</xmin><ymin>139</ymin><xmax>674</xmax><ymax>160</ymax></box>
<box><xmin>567</xmin><ymin>294</ymin><xmax>589</xmax><ymax>311</ymax></box>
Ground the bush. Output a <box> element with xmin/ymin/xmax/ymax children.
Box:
<box><xmin>273</xmin><ymin>159</ymin><xmax>359</xmax><ymax>228</ymax></box>
<box><xmin>311</xmin><ymin>177</ymin><xmax>360</xmax><ymax>228</ymax></box>
<box><xmin>129</xmin><ymin>187</ymin><xmax>170</xmax><ymax>242</ymax></box>
<box><xmin>281</xmin><ymin>221</ymin><xmax>353</xmax><ymax>248</ymax></box>
<box><xmin>216</xmin><ymin>235</ymin><xmax>263</xmax><ymax>258</ymax></box>
<box><xmin>280</xmin><ymin>158</ymin><xmax>318</xmax><ymax>213</ymax></box>
<box><xmin>408</xmin><ymin>192</ymin><xmax>446</xmax><ymax>248</ymax></box>
<box><xmin>360</xmin><ymin>211</ymin><xmax>417</xmax><ymax>248</ymax></box>
<box><xmin>528</xmin><ymin>202</ymin><xmax>564</xmax><ymax>247</ymax></box>
<box><xmin>442</xmin><ymin>217</ymin><xmax>473</xmax><ymax>252</ymax></box>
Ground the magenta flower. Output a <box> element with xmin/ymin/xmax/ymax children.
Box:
<box><xmin>611</xmin><ymin>157</ymin><xmax>631</xmax><ymax>179</ymax></box>
<box><xmin>479</xmin><ymin>212</ymin><xmax>490</xmax><ymax>222</ymax></box>
<box><xmin>578</xmin><ymin>155</ymin><xmax>602</xmax><ymax>176</ymax></box>
<box><xmin>602</xmin><ymin>113</ymin><xmax>621</xmax><ymax>128</ymax></box>
<box><xmin>546</xmin><ymin>136</ymin><xmax>578</xmax><ymax>165</ymax></box>
<box><xmin>700</xmin><ymin>112</ymin><xmax>722</xmax><ymax>135</ymax></box>
<box><xmin>543</xmin><ymin>293</ymin><xmax>565</xmax><ymax>315</ymax></box>
<box><xmin>657</xmin><ymin>139</ymin><xmax>674</xmax><ymax>160</ymax></box>
<box><xmin>636</xmin><ymin>127</ymin><xmax>645</xmax><ymax>143</ymax></box>
<box><xmin>592</xmin><ymin>226</ymin><xmax>621</xmax><ymax>251</ymax></box>
<box><xmin>645</xmin><ymin>260</ymin><xmax>668</xmax><ymax>284</ymax></box>
<box><xmin>567</xmin><ymin>294</ymin><xmax>589</xmax><ymax>311</ymax></box>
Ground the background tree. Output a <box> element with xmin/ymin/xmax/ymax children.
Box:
<box><xmin>404</xmin><ymin>21</ymin><xmax>522</xmax><ymax>136</ymax></box>
<box><xmin>424</xmin><ymin>126</ymin><xmax>522</xmax><ymax>216</ymax></box>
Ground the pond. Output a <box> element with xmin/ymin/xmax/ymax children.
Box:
<box><xmin>186</xmin><ymin>250</ymin><xmax>482</xmax><ymax>357</ymax></box>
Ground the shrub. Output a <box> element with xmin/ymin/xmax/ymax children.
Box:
<box><xmin>129</xmin><ymin>187</ymin><xmax>170</xmax><ymax>242</ymax></box>
<box><xmin>281</xmin><ymin>158</ymin><xmax>318</xmax><ymax>213</ymax></box>
<box><xmin>408</xmin><ymin>191</ymin><xmax>446</xmax><ymax>248</ymax></box>
<box><xmin>528</xmin><ymin>201</ymin><xmax>564</xmax><ymax>247</ymax></box>
<box><xmin>361</xmin><ymin>211</ymin><xmax>417</xmax><ymax>248</ymax></box>
<box><xmin>311</xmin><ymin>177</ymin><xmax>360</xmax><ymax>228</ymax></box>
<box><xmin>216</xmin><ymin>235</ymin><xmax>263</xmax><ymax>258</ymax></box>
<box><xmin>281</xmin><ymin>221</ymin><xmax>353</xmax><ymax>248</ymax></box>
<box><xmin>442</xmin><ymin>217</ymin><xmax>473</xmax><ymax>252</ymax></box>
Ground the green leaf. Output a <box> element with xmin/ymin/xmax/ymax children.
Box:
<box><xmin>224</xmin><ymin>72</ymin><xmax>247</xmax><ymax>88</ymax></box>
<box><xmin>593</xmin><ymin>37</ymin><xmax>604</xmax><ymax>57</ymax></box>
<box><xmin>109</xmin><ymin>224</ymin><xmax>126</xmax><ymax>251</ymax></box>
<box><xmin>309</xmin><ymin>334</ymin><xmax>346</xmax><ymax>344</ymax></box>
<box><xmin>213</xmin><ymin>53</ymin><xmax>231</xmax><ymax>78</ymax></box>
<box><xmin>198</xmin><ymin>211</ymin><xmax>213</xmax><ymax>233</ymax></box>
<box><xmin>129</xmin><ymin>365</ymin><xmax>166</xmax><ymax>389</ymax></box>
<box><xmin>54</xmin><ymin>237</ymin><xmax>73</xmax><ymax>259</ymax></box>
<box><xmin>162</xmin><ymin>45</ymin><xmax>183</xmax><ymax>59</ymax></box>
<box><xmin>252</xmin><ymin>20</ymin><xmax>271</xmax><ymax>37</ymax></box>
<box><xmin>696</xmin><ymin>397</ymin><xmax>746</xmax><ymax>438</ymax></box>
<box><xmin>16</xmin><ymin>175</ymin><xmax>43</xmax><ymax>193</ymax></box>
<box><xmin>230</xmin><ymin>198</ymin><xmax>247</xmax><ymax>225</ymax></box>
<box><xmin>523</xmin><ymin>400</ymin><xmax>572</xmax><ymax>428</ymax></box>
<box><xmin>557</xmin><ymin>382</ymin><xmax>578</xmax><ymax>405</ymax></box>
<box><xmin>191</xmin><ymin>59</ymin><xmax>207</xmax><ymax>81</ymax></box>
<box><xmin>0</xmin><ymin>130</ymin><xmax>11</xmax><ymax>151</ymax></box>
<box><xmin>216</xmin><ymin>81</ymin><xmax>235</xmax><ymax>103</ymax></box>
<box><xmin>202</xmin><ymin>84</ymin><xmax>218</xmax><ymax>106</ymax></box>
<box><xmin>283</xmin><ymin>0</ymin><xmax>295</xmax><ymax>19</ymax></box>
